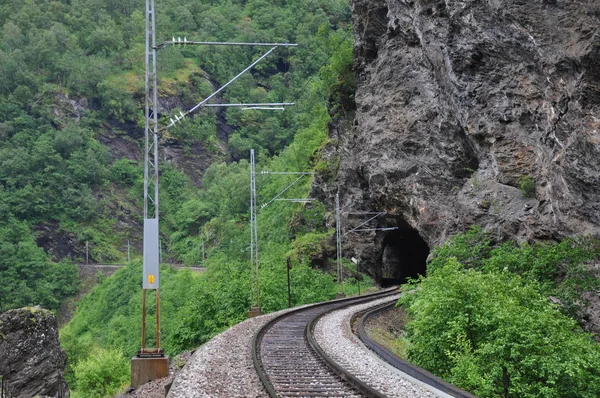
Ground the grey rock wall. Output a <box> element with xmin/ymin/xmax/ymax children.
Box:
<box><xmin>326</xmin><ymin>0</ymin><xmax>600</xmax><ymax>276</ymax></box>
<box><xmin>0</xmin><ymin>307</ymin><xmax>68</xmax><ymax>397</ymax></box>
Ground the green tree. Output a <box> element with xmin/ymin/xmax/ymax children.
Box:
<box><xmin>0</xmin><ymin>218</ymin><xmax>78</xmax><ymax>311</ymax></box>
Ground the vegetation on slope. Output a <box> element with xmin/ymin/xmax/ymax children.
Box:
<box><xmin>61</xmin><ymin>106</ymin><xmax>347</xmax><ymax>365</ymax></box>
<box><xmin>399</xmin><ymin>228</ymin><xmax>600</xmax><ymax>398</ymax></box>
<box><xmin>0</xmin><ymin>0</ymin><xmax>358</xmax><ymax>395</ymax></box>
<box><xmin>0</xmin><ymin>0</ymin><xmax>355</xmax><ymax>304</ymax></box>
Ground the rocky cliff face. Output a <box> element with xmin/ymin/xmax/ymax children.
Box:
<box><xmin>318</xmin><ymin>0</ymin><xmax>600</xmax><ymax>283</ymax></box>
<box><xmin>0</xmin><ymin>307</ymin><xmax>68</xmax><ymax>397</ymax></box>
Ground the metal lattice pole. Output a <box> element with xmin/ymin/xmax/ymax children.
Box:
<box><xmin>339</xmin><ymin>207</ymin><xmax>398</xmax><ymax>295</ymax></box>
<box><xmin>138</xmin><ymin>15</ymin><xmax>297</xmax><ymax>325</ymax></box>
<box><xmin>250</xmin><ymin>149</ymin><xmax>255</xmax><ymax>308</ymax></box>
<box><xmin>249</xmin><ymin>167</ymin><xmax>313</xmax><ymax>313</ymax></box>
<box><xmin>249</xmin><ymin>149</ymin><xmax>260</xmax><ymax>310</ymax></box>
<box><xmin>144</xmin><ymin>0</ymin><xmax>159</xmax><ymax>221</ymax></box>
<box><xmin>141</xmin><ymin>0</ymin><xmax>161</xmax><ymax>354</ymax></box>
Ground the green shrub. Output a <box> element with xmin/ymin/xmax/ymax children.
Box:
<box><xmin>429</xmin><ymin>229</ymin><xmax>600</xmax><ymax>319</ymax></box>
<box><xmin>314</xmin><ymin>156</ymin><xmax>340</xmax><ymax>183</ymax></box>
<box><xmin>482</xmin><ymin>237</ymin><xmax>600</xmax><ymax>319</ymax></box>
<box><xmin>427</xmin><ymin>226</ymin><xmax>492</xmax><ymax>273</ymax></box>
<box><xmin>519</xmin><ymin>175</ymin><xmax>536</xmax><ymax>198</ymax></box>
<box><xmin>72</xmin><ymin>347</ymin><xmax>129</xmax><ymax>398</ymax></box>
<box><xmin>400</xmin><ymin>259</ymin><xmax>600</xmax><ymax>398</ymax></box>
<box><xmin>110</xmin><ymin>158</ymin><xmax>139</xmax><ymax>186</ymax></box>
<box><xmin>289</xmin><ymin>231</ymin><xmax>333</xmax><ymax>261</ymax></box>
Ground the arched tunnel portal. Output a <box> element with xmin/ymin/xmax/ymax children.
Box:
<box><xmin>379</xmin><ymin>221</ymin><xmax>430</xmax><ymax>287</ymax></box>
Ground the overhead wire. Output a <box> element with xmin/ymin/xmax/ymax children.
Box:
<box><xmin>163</xmin><ymin>0</ymin><xmax>353</xmax><ymax>154</ymax></box>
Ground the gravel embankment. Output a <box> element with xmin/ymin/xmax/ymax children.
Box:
<box><xmin>166</xmin><ymin>313</ymin><xmax>276</xmax><ymax>398</ymax></box>
<box><xmin>313</xmin><ymin>296</ymin><xmax>441</xmax><ymax>398</ymax></box>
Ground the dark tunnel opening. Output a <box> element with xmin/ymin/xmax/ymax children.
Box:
<box><xmin>379</xmin><ymin>223</ymin><xmax>430</xmax><ymax>288</ymax></box>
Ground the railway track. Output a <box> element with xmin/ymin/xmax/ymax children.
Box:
<box><xmin>253</xmin><ymin>289</ymin><xmax>398</xmax><ymax>398</ymax></box>
<box><xmin>354</xmin><ymin>302</ymin><xmax>477</xmax><ymax>398</ymax></box>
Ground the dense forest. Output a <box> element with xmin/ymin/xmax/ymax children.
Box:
<box><xmin>0</xmin><ymin>0</ymin><xmax>357</xmax><ymax>395</ymax></box>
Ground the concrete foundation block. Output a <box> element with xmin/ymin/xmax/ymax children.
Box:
<box><xmin>131</xmin><ymin>356</ymin><xmax>169</xmax><ymax>388</ymax></box>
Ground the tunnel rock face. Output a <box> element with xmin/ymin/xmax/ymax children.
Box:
<box><xmin>329</xmin><ymin>0</ymin><xmax>600</xmax><ymax>279</ymax></box>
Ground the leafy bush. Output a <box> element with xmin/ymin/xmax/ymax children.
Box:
<box><xmin>72</xmin><ymin>347</ymin><xmax>129</xmax><ymax>398</ymax></box>
<box><xmin>482</xmin><ymin>238</ymin><xmax>600</xmax><ymax>318</ymax></box>
<box><xmin>400</xmin><ymin>259</ymin><xmax>600</xmax><ymax>398</ymax></box>
<box><xmin>110</xmin><ymin>158</ymin><xmax>140</xmax><ymax>186</ymax></box>
<box><xmin>427</xmin><ymin>226</ymin><xmax>493</xmax><ymax>273</ymax></box>
<box><xmin>288</xmin><ymin>231</ymin><xmax>333</xmax><ymax>261</ymax></box>
<box><xmin>519</xmin><ymin>175</ymin><xmax>536</xmax><ymax>198</ymax></box>
<box><xmin>97</xmin><ymin>81</ymin><xmax>137</xmax><ymax>122</ymax></box>
<box><xmin>428</xmin><ymin>227</ymin><xmax>600</xmax><ymax>319</ymax></box>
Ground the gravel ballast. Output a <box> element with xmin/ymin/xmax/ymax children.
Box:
<box><xmin>166</xmin><ymin>312</ymin><xmax>276</xmax><ymax>398</ymax></box>
<box><xmin>166</xmin><ymin>301</ymin><xmax>337</xmax><ymax>397</ymax></box>
<box><xmin>313</xmin><ymin>296</ymin><xmax>441</xmax><ymax>398</ymax></box>
<box><xmin>167</xmin><ymin>293</ymin><xmax>444</xmax><ymax>398</ymax></box>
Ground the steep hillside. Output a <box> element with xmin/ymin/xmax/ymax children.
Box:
<box><xmin>0</xmin><ymin>0</ymin><xmax>355</xmax><ymax>312</ymax></box>
<box><xmin>1</xmin><ymin>2</ymin><xmax>365</xmax><ymax>394</ymax></box>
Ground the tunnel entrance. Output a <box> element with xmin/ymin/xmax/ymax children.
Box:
<box><xmin>379</xmin><ymin>222</ymin><xmax>429</xmax><ymax>287</ymax></box>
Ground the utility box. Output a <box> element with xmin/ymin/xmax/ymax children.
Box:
<box><xmin>131</xmin><ymin>356</ymin><xmax>169</xmax><ymax>388</ymax></box>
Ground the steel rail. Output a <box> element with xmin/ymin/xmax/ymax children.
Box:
<box><xmin>355</xmin><ymin>302</ymin><xmax>478</xmax><ymax>398</ymax></box>
<box><xmin>305</xmin><ymin>305</ymin><xmax>388</xmax><ymax>398</ymax></box>
<box><xmin>253</xmin><ymin>288</ymin><xmax>398</xmax><ymax>398</ymax></box>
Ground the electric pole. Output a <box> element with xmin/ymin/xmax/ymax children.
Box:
<box><xmin>336</xmin><ymin>192</ymin><xmax>342</xmax><ymax>290</ymax></box>
<box><xmin>249</xmin><ymin>149</ymin><xmax>261</xmax><ymax>316</ymax></box>
<box><xmin>248</xmin><ymin>164</ymin><xmax>314</xmax><ymax>314</ymax></box>
<box><xmin>133</xmin><ymin>0</ymin><xmax>297</xmax><ymax>382</ymax></box>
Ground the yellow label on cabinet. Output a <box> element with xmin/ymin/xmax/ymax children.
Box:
<box><xmin>148</xmin><ymin>274</ymin><xmax>155</xmax><ymax>284</ymax></box>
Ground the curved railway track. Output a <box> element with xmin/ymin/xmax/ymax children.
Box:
<box><xmin>355</xmin><ymin>301</ymin><xmax>477</xmax><ymax>398</ymax></box>
<box><xmin>253</xmin><ymin>289</ymin><xmax>398</xmax><ymax>398</ymax></box>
